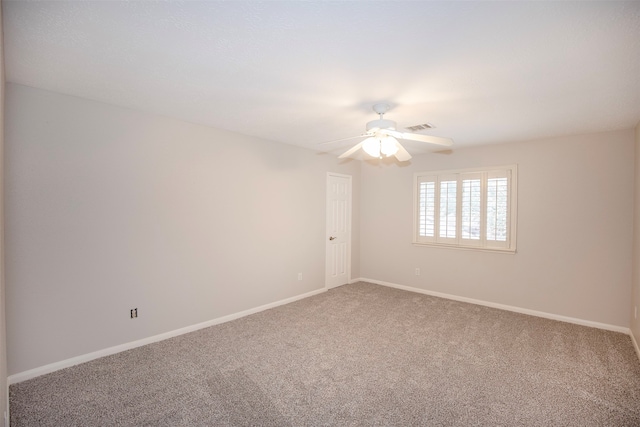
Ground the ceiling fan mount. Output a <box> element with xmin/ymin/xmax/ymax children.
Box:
<box><xmin>319</xmin><ymin>103</ymin><xmax>454</xmax><ymax>162</ymax></box>
<box><xmin>372</xmin><ymin>102</ymin><xmax>391</xmax><ymax>115</ymax></box>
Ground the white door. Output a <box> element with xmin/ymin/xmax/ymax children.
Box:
<box><xmin>325</xmin><ymin>173</ymin><xmax>351</xmax><ymax>289</ymax></box>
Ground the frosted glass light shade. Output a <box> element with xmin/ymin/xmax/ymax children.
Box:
<box><xmin>362</xmin><ymin>136</ymin><xmax>400</xmax><ymax>158</ymax></box>
<box><xmin>380</xmin><ymin>137</ymin><xmax>399</xmax><ymax>156</ymax></box>
<box><xmin>362</xmin><ymin>137</ymin><xmax>380</xmax><ymax>157</ymax></box>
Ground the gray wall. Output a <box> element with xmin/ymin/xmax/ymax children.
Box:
<box><xmin>4</xmin><ymin>83</ymin><xmax>361</xmax><ymax>375</ymax></box>
<box><xmin>4</xmin><ymin>82</ymin><xmax>638</xmax><ymax>379</ymax></box>
<box><xmin>359</xmin><ymin>130</ymin><xmax>634</xmax><ymax>328</ymax></box>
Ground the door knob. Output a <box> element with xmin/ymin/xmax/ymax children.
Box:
<box><xmin>329</xmin><ymin>236</ymin><xmax>337</xmax><ymax>241</ymax></box>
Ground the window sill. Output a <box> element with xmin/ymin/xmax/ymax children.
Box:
<box><xmin>412</xmin><ymin>242</ymin><xmax>517</xmax><ymax>254</ymax></box>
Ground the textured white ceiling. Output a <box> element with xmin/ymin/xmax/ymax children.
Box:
<box><xmin>4</xmin><ymin>1</ymin><xmax>640</xmax><ymax>155</ymax></box>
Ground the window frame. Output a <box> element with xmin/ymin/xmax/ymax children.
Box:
<box><xmin>413</xmin><ymin>165</ymin><xmax>518</xmax><ymax>253</ymax></box>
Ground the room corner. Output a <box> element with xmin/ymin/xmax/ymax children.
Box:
<box><xmin>632</xmin><ymin>119</ymin><xmax>640</xmax><ymax>361</ymax></box>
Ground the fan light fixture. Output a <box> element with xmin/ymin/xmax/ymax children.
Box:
<box><xmin>362</xmin><ymin>136</ymin><xmax>399</xmax><ymax>158</ymax></box>
<box><xmin>318</xmin><ymin>102</ymin><xmax>454</xmax><ymax>162</ymax></box>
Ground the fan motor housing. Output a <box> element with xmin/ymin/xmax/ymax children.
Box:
<box><xmin>366</xmin><ymin>119</ymin><xmax>396</xmax><ymax>131</ymax></box>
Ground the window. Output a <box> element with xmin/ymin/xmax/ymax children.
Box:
<box><xmin>414</xmin><ymin>165</ymin><xmax>517</xmax><ymax>252</ymax></box>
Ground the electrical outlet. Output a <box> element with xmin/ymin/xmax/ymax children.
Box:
<box><xmin>415</xmin><ymin>268</ymin><xmax>420</xmax><ymax>276</ymax></box>
<box><xmin>297</xmin><ymin>273</ymin><xmax>303</xmax><ymax>281</ymax></box>
<box><xmin>130</xmin><ymin>308</ymin><xmax>138</xmax><ymax>319</ymax></box>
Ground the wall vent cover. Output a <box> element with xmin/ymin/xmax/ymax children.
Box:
<box><xmin>405</xmin><ymin>123</ymin><xmax>434</xmax><ymax>131</ymax></box>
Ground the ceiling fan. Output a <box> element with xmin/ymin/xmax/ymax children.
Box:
<box><xmin>321</xmin><ymin>103</ymin><xmax>453</xmax><ymax>161</ymax></box>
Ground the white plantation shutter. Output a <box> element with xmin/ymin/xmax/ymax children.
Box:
<box><xmin>460</xmin><ymin>173</ymin><xmax>482</xmax><ymax>247</ymax></box>
<box><xmin>438</xmin><ymin>176</ymin><xmax>457</xmax><ymax>243</ymax></box>
<box><xmin>486</xmin><ymin>170</ymin><xmax>511</xmax><ymax>248</ymax></box>
<box><xmin>416</xmin><ymin>175</ymin><xmax>436</xmax><ymax>243</ymax></box>
<box><xmin>414</xmin><ymin>166</ymin><xmax>517</xmax><ymax>252</ymax></box>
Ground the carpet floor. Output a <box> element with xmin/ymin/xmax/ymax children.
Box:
<box><xmin>9</xmin><ymin>282</ymin><xmax>640</xmax><ymax>426</ymax></box>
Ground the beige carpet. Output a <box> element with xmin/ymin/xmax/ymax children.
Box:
<box><xmin>10</xmin><ymin>282</ymin><xmax>640</xmax><ymax>426</ymax></box>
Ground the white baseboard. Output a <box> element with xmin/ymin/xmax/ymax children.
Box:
<box><xmin>355</xmin><ymin>277</ymin><xmax>630</xmax><ymax>335</ymax></box>
<box><xmin>8</xmin><ymin>287</ymin><xmax>327</xmax><ymax>385</ymax></box>
<box><xmin>10</xmin><ymin>279</ymin><xmax>635</xmax><ymax>385</ymax></box>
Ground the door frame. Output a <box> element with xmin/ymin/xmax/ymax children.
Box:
<box><xmin>325</xmin><ymin>172</ymin><xmax>352</xmax><ymax>289</ymax></box>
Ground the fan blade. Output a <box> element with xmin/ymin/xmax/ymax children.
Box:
<box><xmin>397</xmin><ymin>132</ymin><xmax>453</xmax><ymax>146</ymax></box>
<box><xmin>378</xmin><ymin>129</ymin><xmax>452</xmax><ymax>146</ymax></box>
<box><xmin>394</xmin><ymin>141</ymin><xmax>412</xmax><ymax>162</ymax></box>
<box><xmin>338</xmin><ymin>141</ymin><xmax>364</xmax><ymax>159</ymax></box>
<box><xmin>317</xmin><ymin>134</ymin><xmax>367</xmax><ymax>145</ymax></box>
